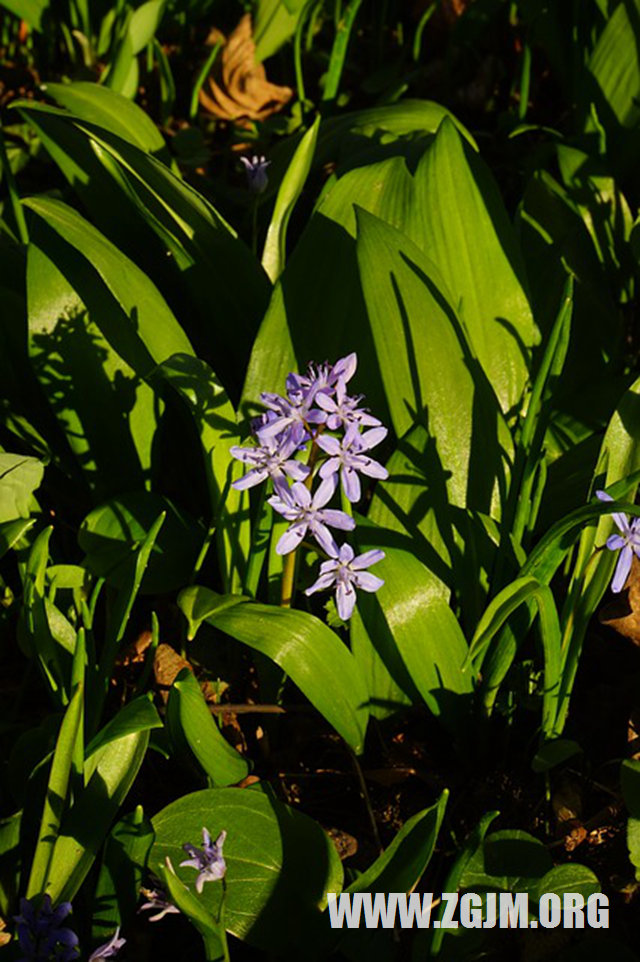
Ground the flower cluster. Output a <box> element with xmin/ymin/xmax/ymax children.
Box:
<box><xmin>13</xmin><ymin>896</ymin><xmax>124</xmax><ymax>962</ymax></box>
<box><xmin>231</xmin><ymin>353</ymin><xmax>387</xmax><ymax>619</ymax></box>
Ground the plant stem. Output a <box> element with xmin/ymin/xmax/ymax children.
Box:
<box><xmin>280</xmin><ymin>549</ymin><xmax>297</xmax><ymax>607</ymax></box>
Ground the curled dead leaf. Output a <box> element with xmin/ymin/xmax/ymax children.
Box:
<box><xmin>599</xmin><ymin>555</ymin><xmax>640</xmax><ymax>646</ymax></box>
<box><xmin>199</xmin><ymin>14</ymin><xmax>293</xmax><ymax>123</ymax></box>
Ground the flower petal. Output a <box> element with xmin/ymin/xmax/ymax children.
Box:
<box><xmin>305</xmin><ymin>570</ymin><xmax>337</xmax><ymax>595</ymax></box>
<box><xmin>353</xmin><ymin>571</ymin><xmax>384</xmax><ymax>592</ymax></box>
<box><xmin>351</xmin><ymin>549</ymin><xmax>385</xmax><ymax>570</ymax></box>
<box><xmin>342</xmin><ymin>466</ymin><xmax>361</xmax><ymax>503</ymax></box>
<box><xmin>313</xmin><ymin>474</ymin><xmax>338</xmax><ymax>508</ymax></box>
<box><xmin>612</xmin><ymin>545</ymin><xmax>633</xmax><ymax>592</ymax></box>
<box><xmin>310</xmin><ymin>522</ymin><xmax>339</xmax><ymax>556</ymax></box>
<box><xmin>276</xmin><ymin>522</ymin><xmax>307</xmax><ymax>555</ymax></box>
<box><xmin>336</xmin><ymin>582</ymin><xmax>357</xmax><ymax>620</ymax></box>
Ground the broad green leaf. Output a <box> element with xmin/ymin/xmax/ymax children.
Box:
<box><xmin>92</xmin><ymin>807</ymin><xmax>154</xmax><ymax>941</ymax></box>
<box><xmin>408</xmin><ymin>118</ymin><xmax>538</xmax><ymax>414</ymax></box>
<box><xmin>79</xmin><ymin>492</ymin><xmax>204</xmax><ymax>594</ymax></box>
<box><xmin>178</xmin><ymin>585</ymin><xmax>247</xmax><ymax>639</ymax></box>
<box><xmin>459</xmin><ymin>829</ymin><xmax>552</xmax><ymax>894</ymax></box>
<box><xmin>262</xmin><ymin>115</ymin><xmax>319</xmax><ymax>282</ymax></box>
<box><xmin>0</xmin><ymin>453</ymin><xmax>43</xmax><ymax>522</ymax></box>
<box><xmin>585</xmin><ymin>0</ymin><xmax>640</xmax><ymax>130</ymax></box>
<box><xmin>349</xmin><ymin>604</ymin><xmax>417</xmax><ymax>721</ymax></box>
<box><xmin>129</xmin><ymin>0</ymin><xmax>165</xmax><ymax>54</ymax></box>
<box><xmin>254</xmin><ymin>0</ymin><xmax>306</xmax><ymax>60</ymax></box>
<box><xmin>205</xmin><ymin>597</ymin><xmax>369</xmax><ymax>752</ymax></box>
<box><xmin>532</xmin><ymin>738</ymin><xmax>582</xmax><ymax>773</ymax></box>
<box><xmin>622</xmin><ymin>759</ymin><xmax>640</xmax><ymax>878</ymax></box>
<box><xmin>533</xmin><ymin>864</ymin><xmax>600</xmax><ymax>903</ymax></box>
<box><xmin>42</xmin><ymin>81</ymin><xmax>168</xmax><ymax>157</ymax></box>
<box><xmin>85</xmin><ymin>697</ymin><xmax>161</xmax><ymax>758</ymax></box>
<box><xmin>356</xmin><ymin>208</ymin><xmax>512</xmax><ymax>514</ymax></box>
<box><xmin>0</xmin><ymin>518</ymin><xmax>34</xmax><ymax>559</ymax></box>
<box><xmin>353</xmin><ymin>543</ymin><xmax>473</xmax><ymax>735</ymax></box>
<box><xmin>23</xmin><ymin>196</ymin><xmax>193</xmax><ymax>378</ymax></box>
<box><xmin>0</xmin><ymin>0</ymin><xmax>48</xmax><ymax>29</ymax></box>
<box><xmin>0</xmin><ymin>811</ymin><xmax>21</xmax><ymax>916</ymax></box>
<box><xmin>27</xmin><ymin>684</ymin><xmax>84</xmax><ymax>898</ymax></box>
<box><xmin>429</xmin><ymin>810</ymin><xmax>499</xmax><ymax>954</ymax></box>
<box><xmin>158</xmin><ymin>354</ymin><xmax>249</xmax><ymax>592</ymax></box>
<box><xmin>152</xmin><ymin>787</ymin><xmax>343</xmax><ymax>949</ymax></box>
<box><xmin>27</xmin><ymin>237</ymin><xmax>156</xmax><ymax>498</ymax></box>
<box><xmin>469</xmin><ymin>576</ymin><xmax>562</xmax><ymax>736</ymax></box>
<box><xmin>347</xmin><ymin>789</ymin><xmax>448</xmax><ymax>893</ymax></box>
<box><xmin>166</xmin><ymin>668</ymin><xmax>249</xmax><ymax>786</ymax></box>
<box><xmin>45</xmin><ymin>729</ymin><xmax>150</xmax><ymax>903</ymax></box>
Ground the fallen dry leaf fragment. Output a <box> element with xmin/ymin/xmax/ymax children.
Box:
<box><xmin>199</xmin><ymin>14</ymin><xmax>293</xmax><ymax>123</ymax></box>
<box><xmin>599</xmin><ymin>555</ymin><xmax>640</xmax><ymax>645</ymax></box>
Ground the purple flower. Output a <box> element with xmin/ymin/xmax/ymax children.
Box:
<box><xmin>14</xmin><ymin>895</ymin><xmax>79</xmax><ymax>962</ymax></box>
<box><xmin>257</xmin><ymin>391</ymin><xmax>323</xmax><ymax>441</ymax></box>
<box><xmin>596</xmin><ymin>490</ymin><xmax>640</xmax><ymax>592</ymax></box>
<box><xmin>305</xmin><ymin>544</ymin><xmax>385</xmax><ymax>620</ymax></box>
<box><xmin>289</xmin><ymin>353</ymin><xmax>358</xmax><ymax>407</ymax></box>
<box><xmin>231</xmin><ymin>424</ymin><xmax>310</xmax><ymax>490</ymax></box>
<box><xmin>240</xmin><ymin>155</ymin><xmax>270</xmax><ymax>193</ymax></box>
<box><xmin>317</xmin><ymin>425</ymin><xmax>388</xmax><ymax>503</ymax></box>
<box><xmin>88</xmin><ymin>929</ymin><xmax>125</xmax><ymax>960</ymax></box>
<box><xmin>139</xmin><ymin>885</ymin><xmax>180</xmax><ymax>923</ymax></box>
<box><xmin>180</xmin><ymin>828</ymin><xmax>227</xmax><ymax>894</ymax></box>
<box><xmin>314</xmin><ymin>378</ymin><xmax>381</xmax><ymax>431</ymax></box>
<box><xmin>268</xmin><ymin>476</ymin><xmax>355</xmax><ymax>555</ymax></box>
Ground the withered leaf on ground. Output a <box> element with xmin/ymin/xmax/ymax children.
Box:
<box><xmin>199</xmin><ymin>15</ymin><xmax>293</xmax><ymax>123</ymax></box>
<box><xmin>599</xmin><ymin>555</ymin><xmax>640</xmax><ymax>646</ymax></box>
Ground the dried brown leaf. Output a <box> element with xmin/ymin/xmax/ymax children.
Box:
<box><xmin>199</xmin><ymin>15</ymin><xmax>293</xmax><ymax>123</ymax></box>
<box><xmin>599</xmin><ymin>555</ymin><xmax>640</xmax><ymax>646</ymax></box>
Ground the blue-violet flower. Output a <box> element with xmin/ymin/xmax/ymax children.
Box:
<box><xmin>268</xmin><ymin>476</ymin><xmax>355</xmax><ymax>555</ymax></box>
<box><xmin>88</xmin><ymin>929</ymin><xmax>125</xmax><ymax>960</ymax></box>
<box><xmin>317</xmin><ymin>424</ymin><xmax>388</xmax><ymax>503</ymax></box>
<box><xmin>596</xmin><ymin>490</ymin><xmax>640</xmax><ymax>592</ymax></box>
<box><xmin>305</xmin><ymin>544</ymin><xmax>385</xmax><ymax>620</ymax></box>
<box><xmin>14</xmin><ymin>895</ymin><xmax>79</xmax><ymax>962</ymax></box>
<box><xmin>180</xmin><ymin>828</ymin><xmax>227</xmax><ymax>894</ymax></box>
<box><xmin>240</xmin><ymin>155</ymin><xmax>270</xmax><ymax>193</ymax></box>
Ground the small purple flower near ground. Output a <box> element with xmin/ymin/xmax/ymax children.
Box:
<box><xmin>305</xmin><ymin>544</ymin><xmax>385</xmax><ymax>620</ymax></box>
<box><xmin>14</xmin><ymin>895</ymin><xmax>79</xmax><ymax>962</ymax></box>
<box><xmin>596</xmin><ymin>490</ymin><xmax>640</xmax><ymax>592</ymax></box>
<box><xmin>240</xmin><ymin>155</ymin><xmax>270</xmax><ymax>193</ymax></box>
<box><xmin>180</xmin><ymin>828</ymin><xmax>227</xmax><ymax>894</ymax></box>
<box><xmin>268</xmin><ymin>476</ymin><xmax>355</xmax><ymax>555</ymax></box>
<box><xmin>88</xmin><ymin>928</ymin><xmax>125</xmax><ymax>960</ymax></box>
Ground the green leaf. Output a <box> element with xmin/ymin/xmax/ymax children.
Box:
<box><xmin>0</xmin><ymin>0</ymin><xmax>48</xmax><ymax>30</ymax></box>
<box><xmin>92</xmin><ymin>807</ymin><xmax>154</xmax><ymax>940</ymax></box>
<box><xmin>532</xmin><ymin>739</ymin><xmax>582</xmax><ymax>774</ymax></box>
<box><xmin>459</xmin><ymin>829</ymin><xmax>553</xmax><ymax>894</ymax></box>
<box><xmin>23</xmin><ymin>196</ymin><xmax>193</xmax><ymax>378</ymax></box>
<box><xmin>533</xmin><ymin>864</ymin><xmax>601</xmax><ymax>903</ymax></box>
<box><xmin>166</xmin><ymin>668</ymin><xmax>250</xmax><ymax>786</ymax></box>
<box><xmin>356</xmin><ymin>208</ymin><xmax>512</xmax><ymax>515</ymax></box>
<box><xmin>0</xmin><ymin>453</ymin><xmax>43</xmax><ymax>522</ymax></box>
<box><xmin>27</xmin><ymin>684</ymin><xmax>84</xmax><ymax>898</ymax></box>
<box><xmin>349</xmin><ymin>604</ymin><xmax>417</xmax><ymax>721</ymax></box>
<box><xmin>204</xmin><ymin>597</ymin><xmax>369</xmax><ymax>752</ymax></box>
<box><xmin>178</xmin><ymin>585</ymin><xmax>247</xmax><ymax>640</ymax></box>
<box><xmin>0</xmin><ymin>519</ymin><xmax>35</xmax><ymax>559</ymax></box>
<box><xmin>621</xmin><ymin>760</ymin><xmax>640</xmax><ymax>879</ymax></box>
<box><xmin>254</xmin><ymin>0</ymin><xmax>307</xmax><ymax>60</ymax></box>
<box><xmin>347</xmin><ymin>789</ymin><xmax>448</xmax><ymax>893</ymax></box>
<box><xmin>151</xmin><ymin>787</ymin><xmax>343</xmax><ymax>950</ymax></box>
<box><xmin>353</xmin><ymin>542</ymin><xmax>473</xmax><ymax>735</ymax></box>
<box><xmin>44</xmin><ymin>729</ymin><xmax>150</xmax><ymax>903</ymax></box>
<box><xmin>0</xmin><ymin>811</ymin><xmax>21</xmax><ymax>916</ymax></box>
<box><xmin>408</xmin><ymin>118</ymin><xmax>538</xmax><ymax>414</ymax></box>
<box><xmin>79</xmin><ymin>492</ymin><xmax>204</xmax><ymax>594</ymax></box>
<box><xmin>585</xmin><ymin>0</ymin><xmax>640</xmax><ymax>130</ymax></box>
<box><xmin>158</xmin><ymin>355</ymin><xmax>249</xmax><ymax>592</ymax></box>
<box><xmin>85</xmin><ymin>696</ymin><xmax>162</xmax><ymax>758</ymax></box>
<box><xmin>41</xmin><ymin>81</ymin><xmax>168</xmax><ymax>157</ymax></box>
<box><xmin>128</xmin><ymin>0</ymin><xmax>165</xmax><ymax>54</ymax></box>
<box><xmin>262</xmin><ymin>115</ymin><xmax>319</xmax><ymax>282</ymax></box>
<box><xmin>27</xmin><ymin>237</ymin><xmax>157</xmax><ymax>498</ymax></box>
